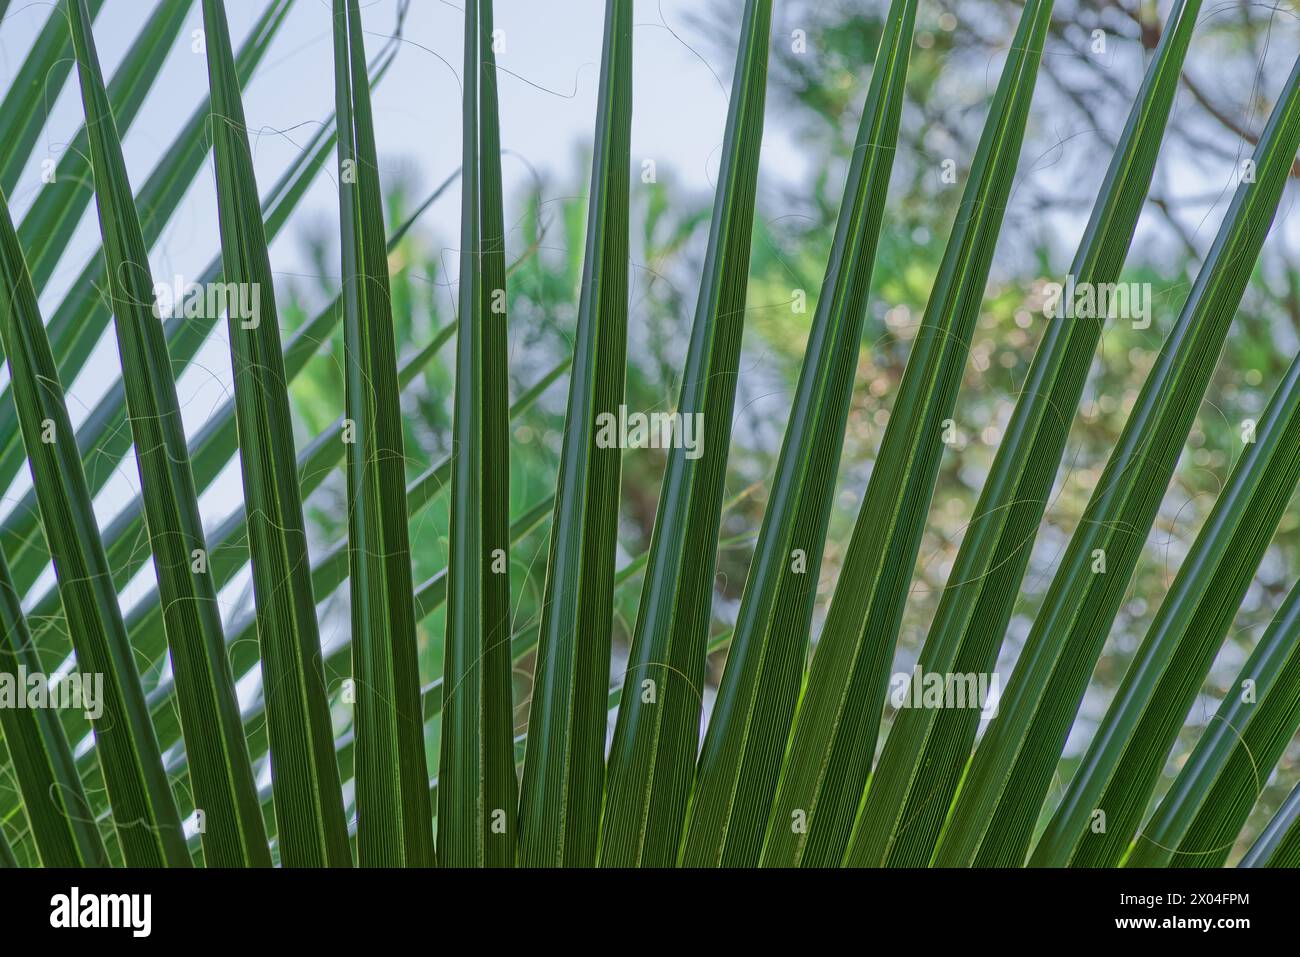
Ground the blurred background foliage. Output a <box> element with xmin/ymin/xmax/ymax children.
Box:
<box><xmin>278</xmin><ymin>0</ymin><xmax>1299</xmax><ymax>854</ymax></box>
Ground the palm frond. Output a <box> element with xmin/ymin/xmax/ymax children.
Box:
<box><xmin>0</xmin><ymin>0</ymin><xmax>108</xmax><ymax>193</ymax></box>
<box><xmin>200</xmin><ymin>0</ymin><xmax>350</xmax><ymax>867</ymax></box>
<box><xmin>331</xmin><ymin>0</ymin><xmax>434</xmax><ymax>868</ymax></box>
<box><xmin>68</xmin><ymin>0</ymin><xmax>268</xmax><ymax>867</ymax></box>
<box><xmin>850</xmin><ymin>0</ymin><xmax>1205</xmax><ymax>868</ymax></box>
<box><xmin>440</xmin><ymin>0</ymin><xmax>517</xmax><ymax>867</ymax></box>
<box><xmin>0</xmin><ymin>0</ymin><xmax>293</xmax><ymax>548</ymax></box>
<box><xmin>0</xmin><ymin>180</ymin><xmax>188</xmax><ymax>868</ymax></box>
<box><xmin>517</xmin><ymin>0</ymin><xmax>633</xmax><ymax>868</ymax></box>
<box><xmin>1035</xmin><ymin>348</ymin><xmax>1300</xmax><ymax>866</ymax></box>
<box><xmin>1127</xmin><ymin>578</ymin><xmax>1300</xmax><ymax>867</ymax></box>
<box><xmin>600</xmin><ymin>0</ymin><xmax>771</xmax><ymax>869</ymax></box>
<box><xmin>763</xmin><ymin>0</ymin><xmax>1053</xmax><ymax>868</ymax></box>
<box><xmin>934</xmin><ymin>53</ymin><xmax>1300</xmax><ymax>868</ymax></box>
<box><xmin>0</xmin><ymin>0</ymin><xmax>1293</xmax><ymax>877</ymax></box>
<box><xmin>20</xmin><ymin>0</ymin><xmax>192</xmax><ymax>293</ymax></box>
<box><xmin>0</xmin><ymin>549</ymin><xmax>107</xmax><ymax>865</ymax></box>
<box><xmin>681</xmin><ymin>0</ymin><xmax>918</xmax><ymax>868</ymax></box>
<box><xmin>1239</xmin><ymin>781</ymin><xmax>1300</xmax><ymax>867</ymax></box>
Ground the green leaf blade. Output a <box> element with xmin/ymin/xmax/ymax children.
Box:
<box><xmin>680</xmin><ymin>0</ymin><xmax>917</xmax><ymax>868</ymax></box>
<box><xmin>4</xmin><ymin>142</ymin><xmax>435</xmax><ymax>716</ymax></box>
<box><xmin>200</xmin><ymin>0</ymin><xmax>350</xmax><ymax>867</ymax></box>
<box><xmin>440</xmin><ymin>0</ymin><xmax>518</xmax><ymax>867</ymax></box>
<box><xmin>68</xmin><ymin>0</ymin><xmax>270</xmax><ymax>868</ymax></box>
<box><xmin>762</xmin><ymin>0</ymin><xmax>1053</xmax><ymax>869</ymax></box>
<box><xmin>0</xmin><ymin>550</ymin><xmax>107</xmax><ymax>866</ymax></box>
<box><xmin>518</xmin><ymin>0</ymin><xmax>633</xmax><ymax>868</ymax></box>
<box><xmin>1238</xmin><ymin>781</ymin><xmax>1300</xmax><ymax>867</ymax></box>
<box><xmin>1130</xmin><ymin>581</ymin><xmax>1300</xmax><ymax>867</ymax></box>
<box><xmin>332</xmin><ymin>0</ymin><xmax>434</xmax><ymax>868</ymax></box>
<box><xmin>849</xmin><ymin>0</ymin><xmax>1204</xmax><ymax>869</ymax></box>
<box><xmin>933</xmin><ymin>54</ymin><xmax>1300</xmax><ymax>868</ymax></box>
<box><xmin>0</xmin><ymin>0</ymin><xmax>108</xmax><ymax>195</ymax></box>
<box><xmin>0</xmin><ymin>0</ymin><xmax>296</xmax><ymax>579</ymax></box>
<box><xmin>1033</xmin><ymin>349</ymin><xmax>1300</xmax><ymax>867</ymax></box>
<box><xmin>0</xmin><ymin>190</ymin><xmax>188</xmax><ymax>868</ymax></box>
<box><xmin>599</xmin><ymin>0</ymin><xmax>771</xmax><ymax>868</ymax></box>
<box><xmin>18</xmin><ymin>0</ymin><xmax>192</xmax><ymax>294</ymax></box>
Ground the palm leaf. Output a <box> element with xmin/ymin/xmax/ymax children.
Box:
<box><xmin>933</xmin><ymin>53</ymin><xmax>1300</xmax><ymax>867</ymax></box>
<box><xmin>0</xmin><ymin>823</ymin><xmax>14</xmax><ymax>867</ymax></box>
<box><xmin>0</xmin><ymin>138</ymin><xmax>399</xmax><ymax>829</ymax></box>
<box><xmin>0</xmin><ymin>549</ymin><xmax>107</xmax><ymax>866</ymax></box>
<box><xmin>0</xmin><ymin>1</ymin><xmax>314</xmax><ymax>835</ymax></box>
<box><xmin>517</xmin><ymin>0</ymin><xmax>632</xmax><ymax>867</ymax></box>
<box><xmin>68</xmin><ymin>0</ymin><xmax>269</xmax><ymax>867</ymax></box>
<box><xmin>849</xmin><ymin>0</ymin><xmax>1204</xmax><ymax>868</ymax></box>
<box><xmin>1034</xmin><ymin>348</ymin><xmax>1300</xmax><ymax>866</ymax></box>
<box><xmin>762</xmin><ymin>0</ymin><xmax>1053</xmax><ymax>868</ymax></box>
<box><xmin>440</xmin><ymin>0</ymin><xmax>517</xmax><ymax>867</ymax></box>
<box><xmin>599</xmin><ymin>0</ymin><xmax>770</xmax><ymax>868</ymax></box>
<box><xmin>133</xmin><ymin>333</ymin><xmax>554</xmax><ymax>823</ymax></box>
<box><xmin>1238</xmin><ymin>780</ymin><xmax>1300</xmax><ymax>867</ymax></box>
<box><xmin>112</xmin><ymin>326</ymin><xmax>467</xmax><ymax>807</ymax></box>
<box><xmin>0</xmin><ymin>0</ymin><xmax>107</xmax><ymax>194</ymax></box>
<box><xmin>15</xmin><ymin>152</ymin><xmax>439</xmax><ymax>720</ymax></box>
<box><xmin>0</xmin><ymin>0</ymin><xmax>1291</xmax><ymax>876</ymax></box>
<box><xmin>200</xmin><ymin>0</ymin><xmax>350</xmax><ymax>867</ymax></box>
<box><xmin>0</xmin><ymin>189</ymin><xmax>188</xmax><ymax>867</ymax></box>
<box><xmin>680</xmin><ymin>0</ymin><xmax>917</xmax><ymax>868</ymax></box>
<box><xmin>1128</xmin><ymin>579</ymin><xmax>1300</xmax><ymax>867</ymax></box>
<box><xmin>334</xmin><ymin>506</ymin><xmax>752</xmax><ymax>839</ymax></box>
<box><xmin>0</xmin><ymin>0</ymin><xmax>293</xmax><ymax>535</ymax></box>
<box><xmin>131</xmin><ymin>279</ymin><xmax>531</xmax><ymax>771</ymax></box>
<box><xmin>331</xmin><ymin>0</ymin><xmax>435</xmax><ymax>867</ymax></box>
<box><xmin>20</xmin><ymin>0</ymin><xmax>192</xmax><ymax>293</ymax></box>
